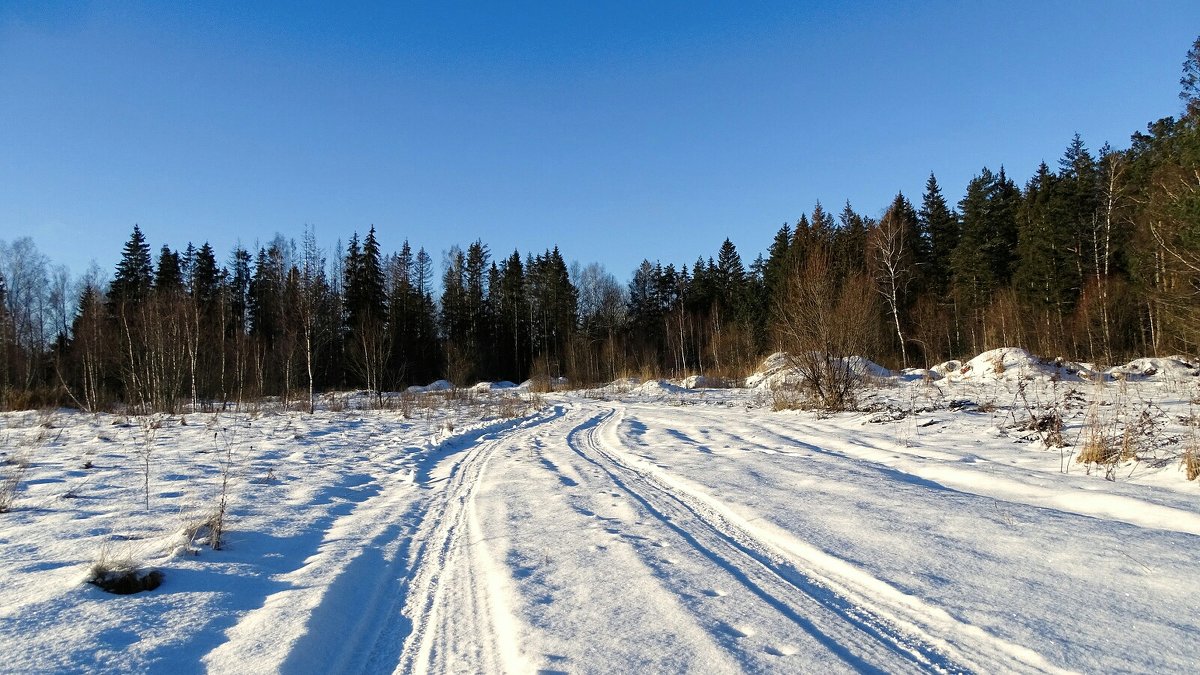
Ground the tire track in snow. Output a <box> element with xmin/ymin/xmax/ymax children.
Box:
<box><xmin>570</xmin><ymin>403</ymin><xmax>1067</xmax><ymax>674</ymax></box>
<box><xmin>203</xmin><ymin>408</ymin><xmax>559</xmax><ymax>674</ymax></box>
<box><xmin>394</xmin><ymin>407</ymin><xmax>564</xmax><ymax>674</ymax></box>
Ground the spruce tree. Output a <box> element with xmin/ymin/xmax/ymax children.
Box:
<box><xmin>1015</xmin><ymin>162</ymin><xmax>1076</xmax><ymax>311</ymax></box>
<box><xmin>154</xmin><ymin>245</ymin><xmax>183</xmax><ymax>293</ymax></box>
<box><xmin>110</xmin><ymin>225</ymin><xmax>154</xmax><ymax>306</ymax></box>
<box><xmin>919</xmin><ymin>173</ymin><xmax>959</xmax><ymax>297</ymax></box>
<box><xmin>190</xmin><ymin>243</ymin><xmax>221</xmax><ymax>309</ymax></box>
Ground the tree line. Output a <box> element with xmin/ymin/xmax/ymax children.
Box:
<box><xmin>2</xmin><ymin>36</ymin><xmax>1199</xmax><ymax>412</ymax></box>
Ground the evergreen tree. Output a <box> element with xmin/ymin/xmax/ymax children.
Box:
<box><xmin>154</xmin><ymin>245</ymin><xmax>183</xmax><ymax>293</ymax></box>
<box><xmin>919</xmin><ymin>173</ymin><xmax>959</xmax><ymax>297</ymax></box>
<box><xmin>228</xmin><ymin>246</ymin><xmax>253</xmax><ymax>334</ymax></box>
<box><xmin>1015</xmin><ymin>162</ymin><xmax>1077</xmax><ymax>312</ymax></box>
<box><xmin>190</xmin><ymin>243</ymin><xmax>222</xmax><ymax>309</ymax></box>
<box><xmin>1056</xmin><ymin>134</ymin><xmax>1101</xmax><ymax>289</ymax></box>
<box><xmin>832</xmin><ymin>201</ymin><xmax>869</xmax><ymax>282</ymax></box>
<box><xmin>343</xmin><ymin>227</ymin><xmax>387</xmax><ymax>390</ymax></box>
<box><xmin>714</xmin><ymin>238</ymin><xmax>746</xmax><ymax>310</ymax></box>
<box><xmin>763</xmin><ymin>224</ymin><xmax>792</xmax><ymax>302</ymax></box>
<box><xmin>250</xmin><ymin>245</ymin><xmax>286</xmax><ymax>344</ymax></box>
<box><xmin>110</xmin><ymin>225</ymin><xmax>154</xmax><ymax>306</ymax></box>
<box><xmin>492</xmin><ymin>250</ymin><xmax>528</xmax><ymax>381</ymax></box>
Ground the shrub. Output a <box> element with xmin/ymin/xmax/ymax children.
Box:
<box><xmin>87</xmin><ymin>552</ymin><xmax>163</xmax><ymax>595</ymax></box>
<box><xmin>0</xmin><ymin>453</ymin><xmax>29</xmax><ymax>513</ymax></box>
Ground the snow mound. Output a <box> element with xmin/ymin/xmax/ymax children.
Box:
<box><xmin>931</xmin><ymin>360</ymin><xmax>962</xmax><ymax>377</ymax></box>
<box><xmin>898</xmin><ymin>368</ymin><xmax>942</xmax><ymax>382</ymax></box>
<box><xmin>681</xmin><ymin>374</ymin><xmax>726</xmax><ymax>389</ymax></box>
<box><xmin>407</xmin><ymin>379</ymin><xmax>454</xmax><ymax>393</ymax></box>
<box><xmin>846</xmin><ymin>356</ymin><xmax>893</xmax><ymax>379</ymax></box>
<box><xmin>744</xmin><ymin>353</ymin><xmax>801</xmax><ymax>390</ymax></box>
<box><xmin>595</xmin><ymin>377</ymin><xmax>641</xmax><ymax>393</ymax></box>
<box><xmin>633</xmin><ymin>380</ymin><xmax>689</xmax><ymax>397</ymax></box>
<box><xmin>946</xmin><ymin>348</ymin><xmax>1094</xmax><ymax>382</ymax></box>
<box><xmin>1107</xmin><ymin>356</ymin><xmax>1200</xmax><ymax>381</ymax></box>
<box><xmin>744</xmin><ymin>352</ymin><xmax>891</xmax><ymax>389</ymax></box>
<box><xmin>469</xmin><ymin>381</ymin><xmax>518</xmax><ymax>392</ymax></box>
<box><xmin>517</xmin><ymin>376</ymin><xmax>570</xmax><ymax>391</ymax></box>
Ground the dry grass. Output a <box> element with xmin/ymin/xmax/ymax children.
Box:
<box><xmin>1185</xmin><ymin>409</ymin><xmax>1200</xmax><ymax>481</ymax></box>
<box><xmin>770</xmin><ymin>386</ymin><xmax>808</xmax><ymax>412</ymax></box>
<box><xmin>1077</xmin><ymin>392</ymin><xmax>1120</xmax><ymax>470</ymax></box>
<box><xmin>0</xmin><ymin>451</ymin><xmax>30</xmax><ymax>513</ymax></box>
<box><xmin>87</xmin><ymin>548</ymin><xmax>163</xmax><ymax>594</ymax></box>
<box><xmin>1183</xmin><ymin>447</ymin><xmax>1200</xmax><ymax>481</ymax></box>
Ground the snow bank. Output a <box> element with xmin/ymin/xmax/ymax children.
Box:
<box><xmin>1107</xmin><ymin>356</ymin><xmax>1199</xmax><ymax>381</ymax></box>
<box><xmin>633</xmin><ymin>380</ymin><xmax>689</xmax><ymax>397</ymax></box>
<box><xmin>469</xmin><ymin>381</ymin><xmax>518</xmax><ymax>393</ymax></box>
<box><xmin>943</xmin><ymin>348</ymin><xmax>1095</xmax><ymax>383</ymax></box>
<box><xmin>846</xmin><ymin>356</ymin><xmax>893</xmax><ymax>379</ymax></box>
<box><xmin>407</xmin><ymin>379</ymin><xmax>455</xmax><ymax>393</ymax></box>
<box><xmin>898</xmin><ymin>368</ymin><xmax>942</xmax><ymax>382</ymax></box>
<box><xmin>593</xmin><ymin>377</ymin><xmax>641</xmax><ymax>394</ymax></box>
<box><xmin>516</xmin><ymin>376</ymin><xmax>570</xmax><ymax>391</ymax></box>
<box><xmin>681</xmin><ymin>375</ymin><xmax>723</xmax><ymax>389</ymax></box>
<box><xmin>744</xmin><ymin>353</ymin><xmax>801</xmax><ymax>390</ymax></box>
<box><xmin>744</xmin><ymin>352</ymin><xmax>891</xmax><ymax>389</ymax></box>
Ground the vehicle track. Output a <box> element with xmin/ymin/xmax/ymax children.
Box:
<box><xmin>392</xmin><ymin>407</ymin><xmax>563</xmax><ymax>673</ymax></box>
<box><xmin>567</xmin><ymin>402</ymin><xmax>1064</xmax><ymax>674</ymax></box>
<box><xmin>204</xmin><ymin>409</ymin><xmax>560</xmax><ymax>674</ymax></box>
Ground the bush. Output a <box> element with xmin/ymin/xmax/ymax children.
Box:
<box><xmin>773</xmin><ymin>250</ymin><xmax>878</xmax><ymax>412</ymax></box>
<box><xmin>87</xmin><ymin>553</ymin><xmax>163</xmax><ymax>594</ymax></box>
<box><xmin>0</xmin><ymin>453</ymin><xmax>29</xmax><ymax>513</ymax></box>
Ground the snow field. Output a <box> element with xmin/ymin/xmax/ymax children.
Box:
<box><xmin>0</xmin><ymin>364</ymin><xmax>1198</xmax><ymax>673</ymax></box>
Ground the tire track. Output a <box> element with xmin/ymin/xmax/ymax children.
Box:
<box><xmin>568</xmin><ymin>403</ymin><xmax>1062</xmax><ymax>674</ymax></box>
<box><xmin>205</xmin><ymin>408</ymin><xmax>560</xmax><ymax>675</ymax></box>
<box><xmin>394</xmin><ymin>407</ymin><xmax>563</xmax><ymax>673</ymax></box>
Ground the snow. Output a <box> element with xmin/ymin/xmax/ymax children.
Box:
<box><xmin>1108</xmin><ymin>356</ymin><xmax>1200</xmax><ymax>382</ymax></box>
<box><xmin>632</xmin><ymin>379</ymin><xmax>690</xmax><ymax>397</ymax></box>
<box><xmin>744</xmin><ymin>352</ymin><xmax>893</xmax><ymax>390</ymax></box>
<box><xmin>469</xmin><ymin>380</ymin><xmax>518</xmax><ymax>393</ymax></box>
<box><xmin>2</xmin><ymin>357</ymin><xmax>1199</xmax><ymax>673</ymax></box>
<box><xmin>407</xmin><ymin>379</ymin><xmax>455</xmax><ymax>393</ymax></box>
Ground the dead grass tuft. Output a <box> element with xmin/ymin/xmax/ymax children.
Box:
<box><xmin>0</xmin><ymin>452</ymin><xmax>30</xmax><ymax>513</ymax></box>
<box><xmin>87</xmin><ymin>552</ymin><xmax>163</xmax><ymax>595</ymax></box>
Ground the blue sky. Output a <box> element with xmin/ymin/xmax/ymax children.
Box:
<box><xmin>2</xmin><ymin>1</ymin><xmax>1199</xmax><ymax>282</ymax></box>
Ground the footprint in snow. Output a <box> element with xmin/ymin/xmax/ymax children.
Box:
<box><xmin>701</xmin><ymin>589</ymin><xmax>726</xmax><ymax>597</ymax></box>
<box><xmin>765</xmin><ymin>645</ymin><xmax>799</xmax><ymax>657</ymax></box>
<box><xmin>718</xmin><ymin>623</ymin><xmax>754</xmax><ymax>638</ymax></box>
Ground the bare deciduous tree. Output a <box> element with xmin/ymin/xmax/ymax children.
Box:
<box><xmin>774</xmin><ymin>249</ymin><xmax>878</xmax><ymax>410</ymax></box>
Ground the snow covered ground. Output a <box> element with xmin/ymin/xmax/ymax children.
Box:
<box><xmin>1</xmin><ymin>358</ymin><xmax>1198</xmax><ymax>673</ymax></box>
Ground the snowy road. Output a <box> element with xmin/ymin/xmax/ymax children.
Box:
<box><xmin>207</xmin><ymin>397</ymin><xmax>1196</xmax><ymax>674</ymax></box>
<box><xmin>4</xmin><ymin>388</ymin><xmax>1198</xmax><ymax>673</ymax></box>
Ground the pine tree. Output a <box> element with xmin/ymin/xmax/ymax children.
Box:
<box><xmin>190</xmin><ymin>243</ymin><xmax>221</xmax><ymax>309</ymax></box>
<box><xmin>832</xmin><ymin>201</ymin><xmax>869</xmax><ymax>281</ymax></box>
<box><xmin>154</xmin><ymin>245</ymin><xmax>183</xmax><ymax>293</ymax></box>
<box><xmin>492</xmin><ymin>250</ymin><xmax>527</xmax><ymax>381</ymax></box>
<box><xmin>919</xmin><ymin>173</ymin><xmax>959</xmax><ymax>297</ymax></box>
<box><xmin>1181</xmin><ymin>35</ymin><xmax>1200</xmax><ymax>118</ymax></box>
<box><xmin>714</xmin><ymin>238</ymin><xmax>746</xmax><ymax>309</ymax></box>
<box><xmin>763</xmin><ymin>224</ymin><xmax>791</xmax><ymax>302</ymax></box>
<box><xmin>343</xmin><ymin>227</ymin><xmax>387</xmax><ymax>391</ymax></box>
<box><xmin>110</xmin><ymin>225</ymin><xmax>154</xmax><ymax>307</ymax></box>
<box><xmin>1015</xmin><ymin>162</ymin><xmax>1076</xmax><ymax>312</ymax></box>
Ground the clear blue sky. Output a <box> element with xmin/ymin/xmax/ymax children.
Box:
<box><xmin>2</xmin><ymin>1</ymin><xmax>1198</xmax><ymax>282</ymax></box>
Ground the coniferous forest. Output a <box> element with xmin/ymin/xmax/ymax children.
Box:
<box><xmin>3</xmin><ymin>38</ymin><xmax>1200</xmax><ymax>413</ymax></box>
